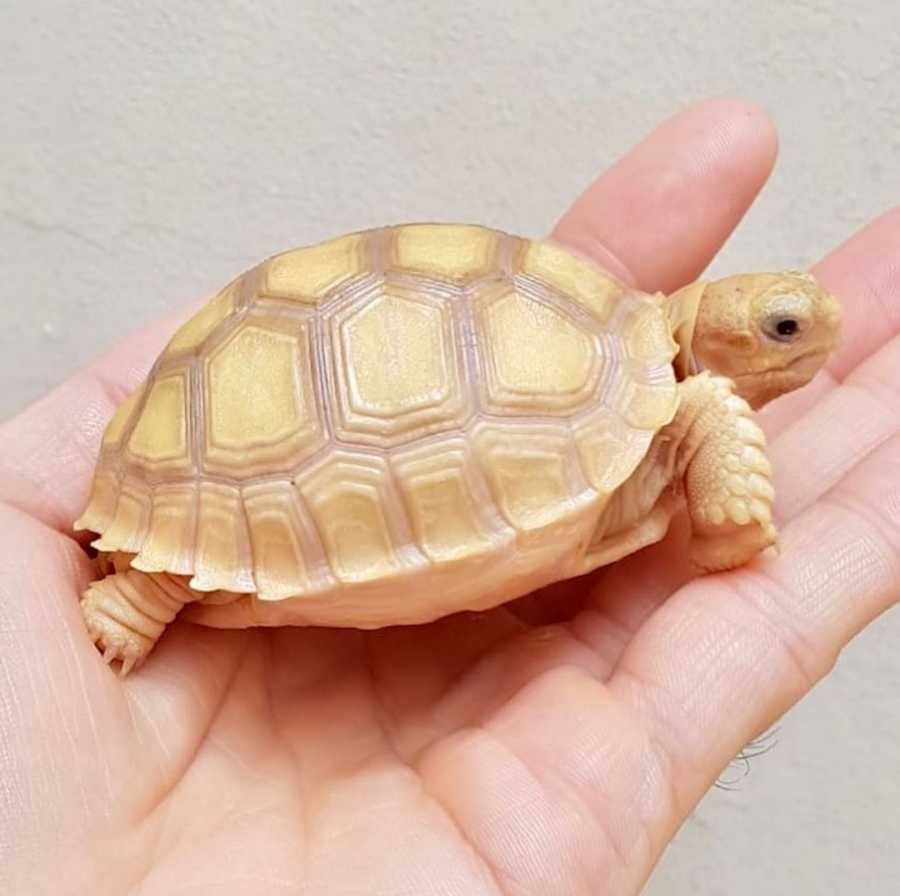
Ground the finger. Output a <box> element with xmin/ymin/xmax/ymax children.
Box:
<box><xmin>819</xmin><ymin>206</ymin><xmax>900</xmax><ymax>379</ymax></box>
<box><xmin>755</xmin><ymin>368</ymin><xmax>837</xmax><ymax>442</ymax></box>
<box><xmin>0</xmin><ymin>301</ymin><xmax>202</xmax><ymax>530</ymax></box>
<box><xmin>608</xmin><ymin>381</ymin><xmax>900</xmax><ymax>843</ymax></box>
<box><xmin>759</xmin><ymin>205</ymin><xmax>900</xmax><ymax>439</ymax></box>
<box><xmin>552</xmin><ymin>96</ymin><xmax>778</xmax><ymax>292</ymax></box>
<box><xmin>770</xmin><ymin>335</ymin><xmax>900</xmax><ymax>520</ymax></box>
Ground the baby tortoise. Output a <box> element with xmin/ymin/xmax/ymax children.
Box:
<box><xmin>75</xmin><ymin>224</ymin><xmax>841</xmax><ymax>673</ymax></box>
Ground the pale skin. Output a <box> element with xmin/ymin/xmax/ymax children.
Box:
<box><xmin>1</xmin><ymin>97</ymin><xmax>898</xmax><ymax>895</ymax></box>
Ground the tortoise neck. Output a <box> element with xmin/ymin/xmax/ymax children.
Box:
<box><xmin>663</xmin><ymin>280</ymin><xmax>707</xmax><ymax>381</ymax></box>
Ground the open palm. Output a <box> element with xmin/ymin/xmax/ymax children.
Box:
<box><xmin>2</xmin><ymin>99</ymin><xmax>898</xmax><ymax>896</ymax></box>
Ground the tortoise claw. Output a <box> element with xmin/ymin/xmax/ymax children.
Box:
<box><xmin>80</xmin><ymin>587</ymin><xmax>157</xmax><ymax>677</ymax></box>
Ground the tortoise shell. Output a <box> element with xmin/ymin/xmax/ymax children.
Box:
<box><xmin>75</xmin><ymin>224</ymin><xmax>678</xmax><ymax>628</ymax></box>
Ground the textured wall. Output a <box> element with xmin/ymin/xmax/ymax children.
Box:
<box><xmin>2</xmin><ymin>1</ymin><xmax>898</xmax><ymax>892</ymax></box>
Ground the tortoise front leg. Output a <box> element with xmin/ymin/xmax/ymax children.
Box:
<box><xmin>81</xmin><ymin>557</ymin><xmax>194</xmax><ymax>675</ymax></box>
<box><xmin>674</xmin><ymin>373</ymin><xmax>778</xmax><ymax>571</ymax></box>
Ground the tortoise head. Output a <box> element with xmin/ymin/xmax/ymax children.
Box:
<box><xmin>688</xmin><ymin>271</ymin><xmax>842</xmax><ymax>409</ymax></box>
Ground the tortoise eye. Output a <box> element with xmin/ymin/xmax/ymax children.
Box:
<box><xmin>764</xmin><ymin>315</ymin><xmax>803</xmax><ymax>342</ymax></box>
<box><xmin>776</xmin><ymin>319</ymin><xmax>798</xmax><ymax>337</ymax></box>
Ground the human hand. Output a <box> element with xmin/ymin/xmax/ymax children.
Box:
<box><xmin>2</xmin><ymin>98</ymin><xmax>897</xmax><ymax>895</ymax></box>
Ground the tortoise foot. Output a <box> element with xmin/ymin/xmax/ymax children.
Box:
<box><xmin>690</xmin><ymin>520</ymin><xmax>778</xmax><ymax>573</ymax></box>
<box><xmin>80</xmin><ymin>567</ymin><xmax>188</xmax><ymax>675</ymax></box>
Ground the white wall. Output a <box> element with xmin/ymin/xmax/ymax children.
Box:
<box><xmin>2</xmin><ymin>2</ymin><xmax>898</xmax><ymax>891</ymax></box>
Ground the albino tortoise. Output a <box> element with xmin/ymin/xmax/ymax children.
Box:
<box><xmin>75</xmin><ymin>223</ymin><xmax>841</xmax><ymax>674</ymax></box>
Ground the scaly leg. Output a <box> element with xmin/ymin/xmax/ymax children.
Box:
<box><xmin>81</xmin><ymin>557</ymin><xmax>193</xmax><ymax>675</ymax></box>
<box><xmin>675</xmin><ymin>373</ymin><xmax>778</xmax><ymax>571</ymax></box>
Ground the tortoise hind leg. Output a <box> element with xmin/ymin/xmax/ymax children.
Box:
<box><xmin>81</xmin><ymin>562</ymin><xmax>193</xmax><ymax>675</ymax></box>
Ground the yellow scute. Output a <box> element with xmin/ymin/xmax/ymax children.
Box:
<box><xmin>343</xmin><ymin>294</ymin><xmax>450</xmax><ymax>414</ymax></box>
<box><xmin>486</xmin><ymin>291</ymin><xmax>594</xmax><ymax>395</ymax></box>
<box><xmin>243</xmin><ymin>486</ymin><xmax>309</xmax><ymax>599</ymax></box>
<box><xmin>400</xmin><ymin>468</ymin><xmax>492</xmax><ymax>562</ymax></box>
<box><xmin>576</xmin><ymin>414</ymin><xmax>649</xmax><ymax>494</ymax></box>
<box><xmin>264</xmin><ymin>233</ymin><xmax>364</xmax><ymax>301</ymax></box>
<box><xmin>207</xmin><ymin>324</ymin><xmax>306</xmax><ymax>450</ymax></box>
<box><xmin>488</xmin><ymin>450</ymin><xmax>570</xmax><ymax>531</ymax></box>
<box><xmin>392</xmin><ymin>224</ymin><xmax>497</xmax><ymax>281</ymax></box>
<box><xmin>621</xmin><ymin>380</ymin><xmax>679</xmax><ymax>430</ymax></box>
<box><xmin>127</xmin><ymin>373</ymin><xmax>189</xmax><ymax>463</ymax></box>
<box><xmin>102</xmin><ymin>383</ymin><xmax>145</xmax><ymax>448</ymax></box>
<box><xmin>626</xmin><ymin>302</ymin><xmax>678</xmax><ymax>362</ymax></box>
<box><xmin>165</xmin><ymin>282</ymin><xmax>237</xmax><ymax>355</ymax></box>
<box><xmin>520</xmin><ymin>240</ymin><xmax>623</xmax><ymax>323</ymax></box>
<box><xmin>301</xmin><ymin>477</ymin><xmax>397</xmax><ymax>582</ymax></box>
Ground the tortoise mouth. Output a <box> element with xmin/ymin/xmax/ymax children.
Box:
<box><xmin>731</xmin><ymin>347</ymin><xmax>829</xmax><ymax>382</ymax></box>
<box><xmin>729</xmin><ymin>349</ymin><xmax>830</xmax><ymax>409</ymax></box>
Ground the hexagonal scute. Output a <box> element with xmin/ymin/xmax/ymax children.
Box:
<box><xmin>261</xmin><ymin>232</ymin><xmax>368</xmax><ymax>304</ymax></box>
<box><xmin>387</xmin><ymin>224</ymin><xmax>500</xmax><ymax>283</ymax></box>
<box><xmin>202</xmin><ymin>316</ymin><xmax>326</xmax><ymax>478</ymax></box>
<box><xmin>475</xmin><ymin>287</ymin><xmax>602</xmax><ymax>415</ymax></box>
<box><xmin>330</xmin><ymin>285</ymin><xmax>468</xmax><ymax>446</ymax></box>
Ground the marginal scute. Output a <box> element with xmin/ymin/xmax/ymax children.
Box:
<box><xmin>190</xmin><ymin>483</ymin><xmax>255</xmax><ymax>593</ymax></box>
<box><xmin>390</xmin><ymin>224</ymin><xmax>497</xmax><ymax>282</ymax></box>
<box><xmin>243</xmin><ymin>483</ymin><xmax>311</xmax><ymax>600</ymax></box>
<box><xmin>474</xmin><ymin>425</ymin><xmax>581</xmax><ymax>532</ymax></box>
<box><xmin>101</xmin><ymin>384</ymin><xmax>145</xmax><ymax>449</ymax></box>
<box><xmin>131</xmin><ymin>483</ymin><xmax>198</xmax><ymax>576</ymax></box>
<box><xmin>619</xmin><ymin>379</ymin><xmax>679</xmax><ymax>431</ymax></box>
<box><xmin>92</xmin><ymin>479</ymin><xmax>152</xmax><ymax>553</ymax></box>
<box><xmin>518</xmin><ymin>240</ymin><xmax>624</xmax><ymax>323</ymax></box>
<box><xmin>164</xmin><ymin>280</ymin><xmax>239</xmax><ymax>356</ymax></box>
<box><xmin>297</xmin><ymin>457</ymin><xmax>400</xmax><ymax>583</ymax></box>
<box><xmin>204</xmin><ymin>318</ymin><xmax>324</xmax><ymax>476</ymax></box>
<box><xmin>626</xmin><ymin>302</ymin><xmax>678</xmax><ymax>362</ymax></box>
<box><xmin>127</xmin><ymin>371</ymin><xmax>191</xmax><ymax>469</ymax></box>
<box><xmin>263</xmin><ymin>233</ymin><xmax>365</xmax><ymax>302</ymax></box>
<box><xmin>478</xmin><ymin>288</ymin><xmax>598</xmax><ymax>412</ymax></box>
<box><xmin>393</xmin><ymin>441</ymin><xmax>497</xmax><ymax>563</ymax></box>
<box><xmin>74</xmin><ymin>469</ymin><xmax>120</xmax><ymax>533</ymax></box>
<box><xmin>575</xmin><ymin>411</ymin><xmax>652</xmax><ymax>494</ymax></box>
